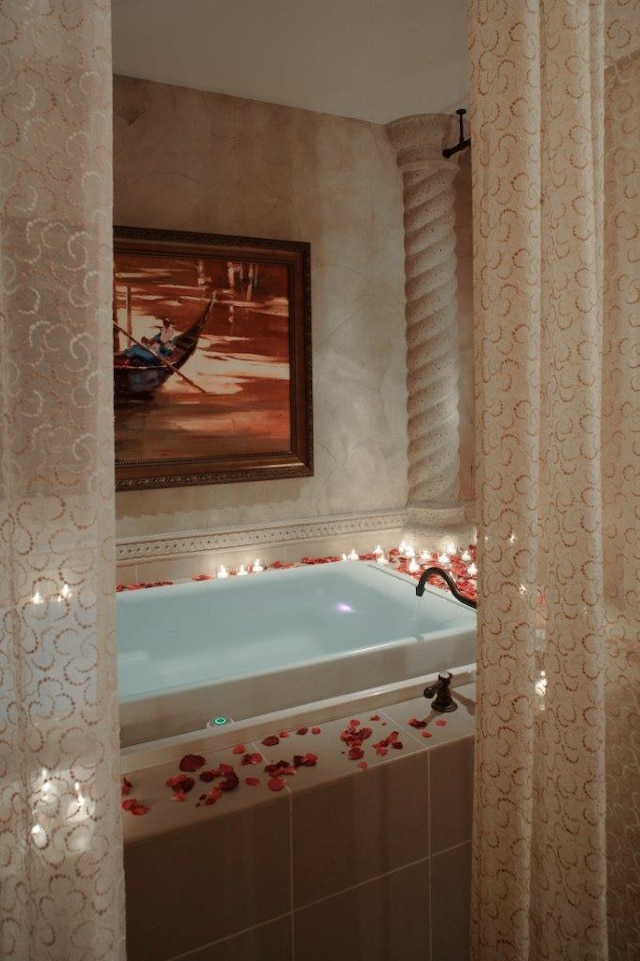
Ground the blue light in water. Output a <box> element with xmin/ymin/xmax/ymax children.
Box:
<box><xmin>212</xmin><ymin>716</ymin><xmax>228</xmax><ymax>725</ymax></box>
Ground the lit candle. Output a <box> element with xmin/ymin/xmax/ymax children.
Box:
<box><xmin>408</xmin><ymin>557</ymin><xmax>420</xmax><ymax>574</ymax></box>
<box><xmin>217</xmin><ymin>565</ymin><xmax>229</xmax><ymax>579</ymax></box>
<box><xmin>398</xmin><ymin>540</ymin><xmax>407</xmax><ymax>553</ymax></box>
<box><xmin>341</xmin><ymin>553</ymin><xmax>348</xmax><ymax>561</ymax></box>
<box><xmin>237</xmin><ymin>564</ymin><xmax>248</xmax><ymax>576</ymax></box>
<box><xmin>404</xmin><ymin>544</ymin><xmax>415</xmax><ymax>559</ymax></box>
<box><xmin>32</xmin><ymin>591</ymin><xmax>44</xmax><ymax>605</ymax></box>
<box><xmin>437</xmin><ymin>552</ymin><xmax>450</xmax><ymax>566</ymax></box>
<box><xmin>373</xmin><ymin>545</ymin><xmax>384</xmax><ymax>557</ymax></box>
<box><xmin>420</xmin><ymin>549</ymin><xmax>432</xmax><ymax>562</ymax></box>
<box><xmin>461</xmin><ymin>549</ymin><xmax>472</xmax><ymax>563</ymax></box>
<box><xmin>347</xmin><ymin>549</ymin><xmax>359</xmax><ymax>561</ymax></box>
<box><xmin>376</xmin><ymin>552</ymin><xmax>388</xmax><ymax>565</ymax></box>
<box><xmin>445</xmin><ymin>541</ymin><xmax>457</xmax><ymax>556</ymax></box>
<box><xmin>467</xmin><ymin>562</ymin><xmax>478</xmax><ymax>577</ymax></box>
<box><xmin>251</xmin><ymin>559</ymin><xmax>264</xmax><ymax>573</ymax></box>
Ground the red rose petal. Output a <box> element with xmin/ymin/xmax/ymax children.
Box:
<box><xmin>279</xmin><ymin>730</ymin><xmax>290</xmax><ymax>738</ymax></box>
<box><xmin>240</xmin><ymin>752</ymin><xmax>263</xmax><ymax>766</ymax></box>
<box><xmin>296</xmin><ymin>726</ymin><xmax>308</xmax><ymax>736</ymax></box>
<box><xmin>122</xmin><ymin>798</ymin><xmax>149</xmax><ymax>816</ymax></box>
<box><xmin>245</xmin><ymin>776</ymin><xmax>261</xmax><ymax>787</ymax></box>
<box><xmin>121</xmin><ymin>776</ymin><xmax>133</xmax><ymax>797</ymax></box>
<box><xmin>435</xmin><ymin>719</ymin><xmax>447</xmax><ymax>727</ymax></box>
<box><xmin>267</xmin><ymin>776</ymin><xmax>286</xmax><ymax>792</ymax></box>
<box><xmin>232</xmin><ymin>744</ymin><xmax>246</xmax><ymax>755</ymax></box>
<box><xmin>357</xmin><ymin>761</ymin><xmax>369</xmax><ymax>770</ymax></box>
<box><xmin>348</xmin><ymin>746</ymin><xmax>365</xmax><ymax>760</ymax></box>
<box><xmin>349</xmin><ymin>718</ymin><xmax>361</xmax><ymax>726</ymax></box>
<box><xmin>422</xmin><ymin>730</ymin><xmax>433</xmax><ymax>738</ymax></box>
<box><xmin>369</xmin><ymin>714</ymin><xmax>381</xmax><ymax>721</ymax></box>
<box><xmin>262</xmin><ymin>734</ymin><xmax>280</xmax><ymax>746</ymax></box>
<box><xmin>408</xmin><ymin>718</ymin><xmax>427</xmax><ymax>729</ymax></box>
<box><xmin>391</xmin><ymin>741</ymin><xmax>403</xmax><ymax>750</ymax></box>
<box><xmin>199</xmin><ymin>769</ymin><xmax>220</xmax><ymax>782</ymax></box>
<box><xmin>179</xmin><ymin>753</ymin><xmax>206</xmax><ymax>772</ymax></box>
<box><xmin>293</xmin><ymin>753</ymin><xmax>318</xmax><ymax>768</ymax></box>
<box><xmin>166</xmin><ymin>774</ymin><xmax>195</xmax><ymax>793</ymax></box>
<box><xmin>219</xmin><ymin>772</ymin><xmax>240</xmax><ymax>791</ymax></box>
<box><xmin>172</xmin><ymin>789</ymin><xmax>187</xmax><ymax>803</ymax></box>
<box><xmin>311</xmin><ymin>726</ymin><xmax>321</xmax><ymax>734</ymax></box>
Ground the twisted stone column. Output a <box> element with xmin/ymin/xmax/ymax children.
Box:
<box><xmin>386</xmin><ymin>114</ymin><xmax>471</xmax><ymax>543</ymax></box>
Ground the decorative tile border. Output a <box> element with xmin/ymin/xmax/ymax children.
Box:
<box><xmin>116</xmin><ymin>511</ymin><xmax>406</xmax><ymax>563</ymax></box>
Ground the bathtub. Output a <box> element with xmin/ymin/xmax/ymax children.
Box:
<box><xmin>117</xmin><ymin>561</ymin><xmax>477</xmax><ymax>750</ymax></box>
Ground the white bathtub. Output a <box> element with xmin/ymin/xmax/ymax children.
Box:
<box><xmin>117</xmin><ymin>561</ymin><xmax>476</xmax><ymax>749</ymax></box>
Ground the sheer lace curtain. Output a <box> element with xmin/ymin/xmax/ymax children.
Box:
<box><xmin>0</xmin><ymin>2</ymin><xmax>125</xmax><ymax>959</ymax></box>
<box><xmin>469</xmin><ymin>1</ymin><xmax>639</xmax><ymax>959</ymax></box>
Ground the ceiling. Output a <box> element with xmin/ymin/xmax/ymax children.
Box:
<box><xmin>111</xmin><ymin>0</ymin><xmax>469</xmax><ymax>125</ymax></box>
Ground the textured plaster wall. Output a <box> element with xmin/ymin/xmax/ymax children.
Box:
<box><xmin>113</xmin><ymin>76</ymin><xmax>409</xmax><ymax>538</ymax></box>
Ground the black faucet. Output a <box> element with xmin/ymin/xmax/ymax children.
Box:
<box><xmin>415</xmin><ymin>566</ymin><xmax>477</xmax><ymax>609</ymax></box>
<box><xmin>424</xmin><ymin>671</ymin><xmax>458</xmax><ymax>713</ymax></box>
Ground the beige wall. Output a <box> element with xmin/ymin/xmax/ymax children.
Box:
<box><xmin>113</xmin><ymin>76</ymin><xmax>476</xmax><ymax>548</ymax></box>
<box><xmin>114</xmin><ymin>76</ymin><xmax>410</xmax><ymax>539</ymax></box>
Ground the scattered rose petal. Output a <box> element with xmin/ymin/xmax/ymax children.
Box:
<box><xmin>369</xmin><ymin>714</ymin><xmax>380</xmax><ymax>721</ymax></box>
<box><xmin>121</xmin><ymin>776</ymin><xmax>132</xmax><ymax>797</ymax></box>
<box><xmin>391</xmin><ymin>741</ymin><xmax>404</xmax><ymax>750</ymax></box>
<box><xmin>357</xmin><ymin>761</ymin><xmax>369</xmax><ymax>770</ymax></box>
<box><xmin>311</xmin><ymin>726</ymin><xmax>321</xmax><ymax>734</ymax></box>
<box><xmin>265</xmin><ymin>760</ymin><xmax>296</xmax><ymax>776</ymax></box>
<box><xmin>199</xmin><ymin>769</ymin><xmax>220</xmax><ymax>782</ymax></box>
<box><xmin>279</xmin><ymin>730</ymin><xmax>290</xmax><ymax>738</ymax></box>
<box><xmin>245</xmin><ymin>776</ymin><xmax>261</xmax><ymax>787</ymax></box>
<box><xmin>232</xmin><ymin>744</ymin><xmax>246</xmax><ymax>755</ymax></box>
<box><xmin>296</xmin><ymin>726</ymin><xmax>308</xmax><ymax>736</ymax></box>
<box><xmin>262</xmin><ymin>735</ymin><xmax>280</xmax><ymax>746</ymax></box>
<box><xmin>422</xmin><ymin>730</ymin><xmax>433</xmax><ymax>739</ymax></box>
<box><xmin>267</xmin><ymin>776</ymin><xmax>286</xmax><ymax>792</ymax></box>
<box><xmin>179</xmin><ymin>753</ymin><xmax>206</xmax><ymax>772</ymax></box>
<box><xmin>166</xmin><ymin>774</ymin><xmax>195</xmax><ymax>793</ymax></box>
<box><xmin>348</xmin><ymin>746</ymin><xmax>365</xmax><ymax>760</ymax></box>
<box><xmin>172</xmin><ymin>790</ymin><xmax>187</xmax><ymax>803</ymax></box>
<box><xmin>408</xmin><ymin>718</ymin><xmax>427</xmax><ymax>729</ymax></box>
<box><xmin>349</xmin><ymin>719</ymin><xmax>361</xmax><ymax>727</ymax></box>
<box><xmin>293</xmin><ymin>753</ymin><xmax>318</xmax><ymax>768</ymax></box>
<box><xmin>219</xmin><ymin>771</ymin><xmax>240</xmax><ymax>791</ymax></box>
<box><xmin>435</xmin><ymin>719</ymin><xmax>447</xmax><ymax>727</ymax></box>
<box><xmin>240</xmin><ymin>752</ymin><xmax>263</xmax><ymax>766</ymax></box>
<box><xmin>122</xmin><ymin>798</ymin><xmax>148</xmax><ymax>815</ymax></box>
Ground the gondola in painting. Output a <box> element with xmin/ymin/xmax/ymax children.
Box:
<box><xmin>113</xmin><ymin>227</ymin><xmax>313</xmax><ymax>491</ymax></box>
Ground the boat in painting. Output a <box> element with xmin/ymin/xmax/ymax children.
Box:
<box><xmin>114</xmin><ymin>296</ymin><xmax>214</xmax><ymax>399</ymax></box>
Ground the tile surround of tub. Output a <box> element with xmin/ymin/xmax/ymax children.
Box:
<box><xmin>124</xmin><ymin>690</ymin><xmax>475</xmax><ymax>961</ymax></box>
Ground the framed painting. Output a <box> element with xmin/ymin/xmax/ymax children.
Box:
<box><xmin>113</xmin><ymin>226</ymin><xmax>313</xmax><ymax>490</ymax></box>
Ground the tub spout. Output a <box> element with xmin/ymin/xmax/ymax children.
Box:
<box><xmin>415</xmin><ymin>567</ymin><xmax>477</xmax><ymax>609</ymax></box>
<box><xmin>424</xmin><ymin>671</ymin><xmax>458</xmax><ymax>713</ymax></box>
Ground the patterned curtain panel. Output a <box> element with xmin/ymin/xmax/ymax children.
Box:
<box><xmin>469</xmin><ymin>1</ymin><xmax>639</xmax><ymax>959</ymax></box>
<box><xmin>0</xmin><ymin>2</ymin><xmax>125</xmax><ymax>959</ymax></box>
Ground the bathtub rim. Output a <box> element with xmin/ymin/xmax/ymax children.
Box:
<box><xmin>120</xmin><ymin>662</ymin><xmax>476</xmax><ymax>774</ymax></box>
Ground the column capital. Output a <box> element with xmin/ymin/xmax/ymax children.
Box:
<box><xmin>385</xmin><ymin>114</ymin><xmax>459</xmax><ymax>172</ymax></box>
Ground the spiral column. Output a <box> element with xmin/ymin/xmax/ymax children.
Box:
<box><xmin>386</xmin><ymin>114</ymin><xmax>470</xmax><ymax>543</ymax></box>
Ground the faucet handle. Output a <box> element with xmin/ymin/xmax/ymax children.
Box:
<box><xmin>423</xmin><ymin>671</ymin><xmax>458</xmax><ymax>713</ymax></box>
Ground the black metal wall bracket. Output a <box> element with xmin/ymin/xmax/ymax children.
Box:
<box><xmin>443</xmin><ymin>108</ymin><xmax>471</xmax><ymax>159</ymax></box>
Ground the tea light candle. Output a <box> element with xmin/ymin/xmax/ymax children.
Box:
<box><xmin>467</xmin><ymin>562</ymin><xmax>478</xmax><ymax>577</ymax></box>
<box><xmin>408</xmin><ymin>557</ymin><xmax>420</xmax><ymax>574</ymax></box>
<box><xmin>461</xmin><ymin>549</ymin><xmax>472</xmax><ymax>563</ymax></box>
<box><xmin>237</xmin><ymin>564</ymin><xmax>248</xmax><ymax>576</ymax></box>
<box><xmin>376</xmin><ymin>552</ymin><xmax>388</xmax><ymax>565</ymax></box>
<box><xmin>251</xmin><ymin>559</ymin><xmax>264</xmax><ymax>573</ymax></box>
<box><xmin>373</xmin><ymin>545</ymin><xmax>384</xmax><ymax>557</ymax></box>
<box><xmin>347</xmin><ymin>549</ymin><xmax>359</xmax><ymax>561</ymax></box>
<box><xmin>217</xmin><ymin>565</ymin><xmax>229</xmax><ymax>579</ymax></box>
<box><xmin>437</xmin><ymin>552</ymin><xmax>450</xmax><ymax>566</ymax></box>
